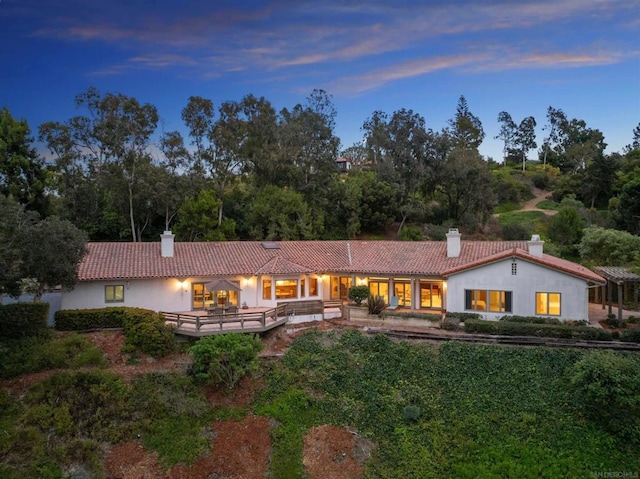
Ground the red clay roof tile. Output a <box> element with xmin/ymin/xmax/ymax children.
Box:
<box><xmin>78</xmin><ymin>239</ymin><xmax>604</xmax><ymax>284</ymax></box>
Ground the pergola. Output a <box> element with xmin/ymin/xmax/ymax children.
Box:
<box><xmin>592</xmin><ymin>266</ymin><xmax>640</xmax><ymax>321</ymax></box>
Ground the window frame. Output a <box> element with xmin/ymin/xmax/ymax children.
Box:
<box><xmin>465</xmin><ymin>289</ymin><xmax>512</xmax><ymax>313</ymax></box>
<box><xmin>536</xmin><ymin>292</ymin><xmax>561</xmax><ymax>316</ymax></box>
<box><xmin>105</xmin><ymin>284</ymin><xmax>125</xmax><ymax>303</ymax></box>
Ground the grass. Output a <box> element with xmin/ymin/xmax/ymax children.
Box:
<box><xmin>536</xmin><ymin>199</ymin><xmax>560</xmax><ymax>210</ymax></box>
<box><xmin>495</xmin><ymin>210</ymin><xmax>547</xmax><ymax>227</ymax></box>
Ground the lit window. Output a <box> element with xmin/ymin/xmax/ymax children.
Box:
<box><xmin>536</xmin><ymin>292</ymin><xmax>561</xmax><ymax>316</ymax></box>
<box><xmin>309</xmin><ymin>277</ymin><xmax>318</xmax><ymax>296</ymax></box>
<box><xmin>465</xmin><ymin>290</ymin><xmax>512</xmax><ymax>312</ymax></box>
<box><xmin>275</xmin><ymin>279</ymin><xmax>298</xmax><ymax>299</ymax></box>
<box><xmin>105</xmin><ymin>285</ymin><xmax>124</xmax><ymax>303</ymax></box>
<box><xmin>262</xmin><ymin>279</ymin><xmax>272</xmax><ymax>300</ymax></box>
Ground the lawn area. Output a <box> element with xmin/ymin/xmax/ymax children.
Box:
<box><xmin>495</xmin><ymin>210</ymin><xmax>548</xmax><ymax>228</ymax></box>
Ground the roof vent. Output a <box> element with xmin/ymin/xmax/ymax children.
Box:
<box><xmin>262</xmin><ymin>241</ymin><xmax>280</xmax><ymax>250</ymax></box>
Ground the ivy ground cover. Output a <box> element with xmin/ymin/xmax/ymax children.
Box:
<box><xmin>259</xmin><ymin>329</ymin><xmax>640</xmax><ymax>478</ymax></box>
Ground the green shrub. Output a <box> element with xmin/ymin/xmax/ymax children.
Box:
<box><xmin>445</xmin><ymin>312</ymin><xmax>481</xmax><ymax>322</ymax></box>
<box><xmin>399</xmin><ymin>225</ymin><xmax>424</xmax><ymax>241</ymax></box>
<box><xmin>441</xmin><ymin>317</ymin><xmax>462</xmax><ymax>331</ymax></box>
<box><xmin>367</xmin><ymin>295</ymin><xmax>386</xmax><ymax>315</ymax></box>
<box><xmin>24</xmin><ymin>370</ymin><xmax>135</xmax><ymax>443</ymax></box>
<box><xmin>54</xmin><ymin>307</ymin><xmax>129</xmax><ymax>330</ymax></box>
<box><xmin>605</xmin><ymin>314</ymin><xmax>620</xmax><ymax>329</ymax></box>
<box><xmin>0</xmin><ymin>333</ymin><xmax>106</xmax><ymax>379</ymax></box>
<box><xmin>500</xmin><ymin>315</ymin><xmax>561</xmax><ymax>325</ymax></box>
<box><xmin>402</xmin><ymin>404</ymin><xmax>421</xmax><ymax>424</ymax></box>
<box><xmin>122</xmin><ymin>310</ymin><xmax>176</xmax><ymax>358</ymax></box>
<box><xmin>570</xmin><ymin>351</ymin><xmax>640</xmax><ymax>443</ymax></box>
<box><xmin>348</xmin><ymin>285</ymin><xmax>370</xmax><ymax>305</ymax></box>
<box><xmin>464</xmin><ymin>319</ymin><xmax>613</xmax><ymax>341</ymax></box>
<box><xmin>190</xmin><ymin>333</ymin><xmax>263</xmax><ymax>389</ymax></box>
<box><xmin>379</xmin><ymin>311</ymin><xmax>441</xmax><ymax>322</ymax></box>
<box><xmin>0</xmin><ymin>303</ymin><xmax>49</xmax><ymax>339</ymax></box>
<box><xmin>620</xmin><ymin>328</ymin><xmax>640</xmax><ymax>343</ymax></box>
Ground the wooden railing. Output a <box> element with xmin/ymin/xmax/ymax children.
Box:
<box><xmin>161</xmin><ymin>304</ymin><xmax>288</xmax><ymax>335</ymax></box>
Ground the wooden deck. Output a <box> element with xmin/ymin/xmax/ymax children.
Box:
<box><xmin>162</xmin><ymin>304</ymin><xmax>289</xmax><ymax>337</ymax></box>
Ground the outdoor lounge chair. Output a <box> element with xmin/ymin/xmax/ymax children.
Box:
<box><xmin>388</xmin><ymin>296</ymin><xmax>399</xmax><ymax>310</ymax></box>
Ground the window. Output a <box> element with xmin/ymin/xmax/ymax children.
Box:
<box><xmin>192</xmin><ymin>282</ymin><xmax>239</xmax><ymax>309</ymax></box>
<box><xmin>368</xmin><ymin>279</ymin><xmax>389</xmax><ymax>304</ymax></box>
<box><xmin>465</xmin><ymin>290</ymin><xmax>512</xmax><ymax>312</ymax></box>
<box><xmin>262</xmin><ymin>279</ymin><xmax>272</xmax><ymax>300</ymax></box>
<box><xmin>309</xmin><ymin>277</ymin><xmax>318</xmax><ymax>296</ymax></box>
<box><xmin>275</xmin><ymin>279</ymin><xmax>298</xmax><ymax>299</ymax></box>
<box><xmin>536</xmin><ymin>292</ymin><xmax>560</xmax><ymax>316</ymax></box>
<box><xmin>301</xmin><ymin>277</ymin><xmax>306</xmax><ymax>298</ymax></box>
<box><xmin>420</xmin><ymin>282</ymin><xmax>442</xmax><ymax>309</ymax></box>
<box><xmin>394</xmin><ymin>280</ymin><xmax>412</xmax><ymax>307</ymax></box>
<box><xmin>105</xmin><ymin>285</ymin><xmax>124</xmax><ymax>303</ymax></box>
<box><xmin>511</xmin><ymin>262</ymin><xmax>517</xmax><ymax>275</ymax></box>
<box><xmin>330</xmin><ymin>276</ymin><xmax>352</xmax><ymax>300</ymax></box>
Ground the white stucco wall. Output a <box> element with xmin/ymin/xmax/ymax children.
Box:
<box><xmin>445</xmin><ymin>258</ymin><xmax>590</xmax><ymax>321</ymax></box>
<box><xmin>60</xmin><ymin>275</ymin><xmax>326</xmax><ymax>312</ymax></box>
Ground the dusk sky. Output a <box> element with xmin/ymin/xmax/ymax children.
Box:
<box><xmin>1</xmin><ymin>0</ymin><xmax>638</xmax><ymax>162</ymax></box>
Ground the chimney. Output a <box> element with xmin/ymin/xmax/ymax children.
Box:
<box><xmin>446</xmin><ymin>228</ymin><xmax>461</xmax><ymax>258</ymax></box>
<box><xmin>527</xmin><ymin>234</ymin><xmax>544</xmax><ymax>258</ymax></box>
<box><xmin>161</xmin><ymin>230</ymin><xmax>175</xmax><ymax>258</ymax></box>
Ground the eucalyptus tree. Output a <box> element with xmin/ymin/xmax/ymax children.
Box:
<box><xmin>0</xmin><ymin>196</ymin><xmax>37</xmax><ymax>299</ymax></box>
<box><xmin>276</xmin><ymin>90</ymin><xmax>341</xmax><ymax>234</ymax></box>
<box><xmin>496</xmin><ymin>111</ymin><xmax>537</xmax><ymax>170</ymax></box>
<box><xmin>495</xmin><ymin>111</ymin><xmax>517</xmax><ymax>163</ymax></box>
<box><xmin>435</xmin><ymin>146</ymin><xmax>496</xmax><ymax>226</ymax></box>
<box><xmin>540</xmin><ymin>106</ymin><xmax>567</xmax><ymax>169</ymax></box>
<box><xmin>0</xmin><ymin>108</ymin><xmax>49</xmax><ymax>215</ymax></box>
<box><xmin>39</xmin><ymin>87</ymin><xmax>159</xmax><ymax>241</ymax></box>
<box><xmin>247</xmin><ymin>185</ymin><xmax>315</xmax><ymax>240</ymax></box>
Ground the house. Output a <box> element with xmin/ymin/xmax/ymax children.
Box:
<box><xmin>335</xmin><ymin>157</ymin><xmax>351</xmax><ymax>173</ymax></box>
<box><xmin>60</xmin><ymin>229</ymin><xmax>605</xmax><ymax>324</ymax></box>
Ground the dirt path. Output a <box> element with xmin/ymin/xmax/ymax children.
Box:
<box><xmin>521</xmin><ymin>187</ymin><xmax>557</xmax><ymax>215</ymax></box>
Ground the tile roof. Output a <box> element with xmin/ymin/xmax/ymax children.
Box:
<box><xmin>78</xmin><ymin>239</ymin><xmax>605</xmax><ymax>284</ymax></box>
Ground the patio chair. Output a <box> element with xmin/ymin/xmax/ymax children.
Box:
<box><xmin>388</xmin><ymin>296</ymin><xmax>399</xmax><ymax>310</ymax></box>
<box><xmin>226</xmin><ymin>304</ymin><xmax>238</xmax><ymax>314</ymax></box>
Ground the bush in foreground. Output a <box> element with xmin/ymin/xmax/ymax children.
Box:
<box><xmin>570</xmin><ymin>350</ymin><xmax>640</xmax><ymax>443</ymax></box>
<box><xmin>190</xmin><ymin>333</ymin><xmax>263</xmax><ymax>389</ymax></box>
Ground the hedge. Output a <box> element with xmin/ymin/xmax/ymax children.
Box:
<box><xmin>445</xmin><ymin>312</ymin><xmax>482</xmax><ymax>321</ymax></box>
<box><xmin>54</xmin><ymin>307</ymin><xmax>175</xmax><ymax>357</ymax></box>
<box><xmin>54</xmin><ymin>307</ymin><xmax>152</xmax><ymax>331</ymax></box>
<box><xmin>620</xmin><ymin>328</ymin><xmax>640</xmax><ymax>344</ymax></box>
<box><xmin>0</xmin><ymin>302</ymin><xmax>49</xmax><ymax>339</ymax></box>
<box><xmin>464</xmin><ymin>319</ymin><xmax>613</xmax><ymax>341</ymax></box>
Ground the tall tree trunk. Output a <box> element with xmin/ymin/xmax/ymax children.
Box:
<box><xmin>128</xmin><ymin>183</ymin><xmax>137</xmax><ymax>242</ymax></box>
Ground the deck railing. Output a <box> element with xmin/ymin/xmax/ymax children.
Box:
<box><xmin>161</xmin><ymin>304</ymin><xmax>288</xmax><ymax>335</ymax></box>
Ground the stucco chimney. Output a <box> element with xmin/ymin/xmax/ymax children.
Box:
<box><xmin>527</xmin><ymin>234</ymin><xmax>544</xmax><ymax>258</ymax></box>
<box><xmin>446</xmin><ymin>228</ymin><xmax>461</xmax><ymax>258</ymax></box>
<box><xmin>161</xmin><ymin>230</ymin><xmax>175</xmax><ymax>258</ymax></box>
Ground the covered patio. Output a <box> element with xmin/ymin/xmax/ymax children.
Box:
<box><xmin>592</xmin><ymin>266</ymin><xmax>640</xmax><ymax>322</ymax></box>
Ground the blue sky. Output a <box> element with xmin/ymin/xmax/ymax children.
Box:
<box><xmin>1</xmin><ymin>0</ymin><xmax>638</xmax><ymax>162</ymax></box>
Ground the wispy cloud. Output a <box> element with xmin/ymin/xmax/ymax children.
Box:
<box><xmin>25</xmin><ymin>0</ymin><xmax>638</xmax><ymax>83</ymax></box>
<box><xmin>329</xmin><ymin>54</ymin><xmax>486</xmax><ymax>95</ymax></box>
